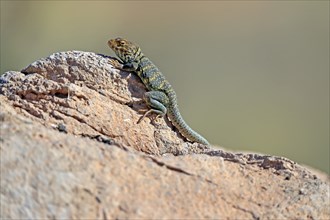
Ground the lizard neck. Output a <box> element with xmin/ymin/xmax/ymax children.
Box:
<box><xmin>134</xmin><ymin>48</ymin><xmax>145</xmax><ymax>62</ymax></box>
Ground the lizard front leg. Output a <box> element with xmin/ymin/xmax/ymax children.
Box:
<box><xmin>109</xmin><ymin>59</ymin><xmax>139</xmax><ymax>72</ymax></box>
<box><xmin>137</xmin><ymin>91</ymin><xmax>169</xmax><ymax>123</ymax></box>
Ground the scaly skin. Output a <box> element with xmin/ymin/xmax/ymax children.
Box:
<box><xmin>108</xmin><ymin>37</ymin><xmax>209</xmax><ymax>145</ymax></box>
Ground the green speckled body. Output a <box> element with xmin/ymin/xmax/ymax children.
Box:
<box><xmin>137</xmin><ymin>57</ymin><xmax>170</xmax><ymax>92</ymax></box>
<box><xmin>108</xmin><ymin>38</ymin><xmax>209</xmax><ymax>145</ymax></box>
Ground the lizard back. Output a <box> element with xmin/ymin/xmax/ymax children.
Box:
<box><xmin>137</xmin><ymin>57</ymin><xmax>209</xmax><ymax>145</ymax></box>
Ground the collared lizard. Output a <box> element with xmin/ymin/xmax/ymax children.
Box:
<box><xmin>108</xmin><ymin>37</ymin><xmax>209</xmax><ymax>145</ymax></box>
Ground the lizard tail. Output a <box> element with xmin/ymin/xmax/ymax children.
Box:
<box><xmin>166</xmin><ymin>90</ymin><xmax>210</xmax><ymax>145</ymax></box>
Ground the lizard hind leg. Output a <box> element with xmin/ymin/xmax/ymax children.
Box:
<box><xmin>137</xmin><ymin>91</ymin><xmax>169</xmax><ymax>124</ymax></box>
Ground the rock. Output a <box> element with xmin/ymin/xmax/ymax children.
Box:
<box><xmin>0</xmin><ymin>51</ymin><xmax>193</xmax><ymax>155</ymax></box>
<box><xmin>1</xmin><ymin>51</ymin><xmax>329</xmax><ymax>219</ymax></box>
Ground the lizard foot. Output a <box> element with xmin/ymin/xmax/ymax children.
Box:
<box><xmin>137</xmin><ymin>109</ymin><xmax>164</xmax><ymax>124</ymax></box>
<box><xmin>108</xmin><ymin>59</ymin><xmax>122</xmax><ymax>69</ymax></box>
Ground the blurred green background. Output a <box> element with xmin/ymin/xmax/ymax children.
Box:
<box><xmin>1</xmin><ymin>1</ymin><xmax>329</xmax><ymax>174</ymax></box>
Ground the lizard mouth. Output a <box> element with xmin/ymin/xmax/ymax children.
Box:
<box><xmin>107</xmin><ymin>39</ymin><xmax>115</xmax><ymax>49</ymax></box>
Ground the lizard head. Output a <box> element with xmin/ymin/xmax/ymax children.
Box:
<box><xmin>108</xmin><ymin>38</ymin><xmax>142</xmax><ymax>63</ymax></box>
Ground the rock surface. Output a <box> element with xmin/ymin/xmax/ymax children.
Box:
<box><xmin>1</xmin><ymin>51</ymin><xmax>329</xmax><ymax>219</ymax></box>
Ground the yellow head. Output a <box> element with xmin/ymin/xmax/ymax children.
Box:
<box><xmin>108</xmin><ymin>37</ymin><xmax>142</xmax><ymax>63</ymax></box>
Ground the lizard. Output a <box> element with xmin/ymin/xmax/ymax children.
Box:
<box><xmin>107</xmin><ymin>37</ymin><xmax>210</xmax><ymax>145</ymax></box>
